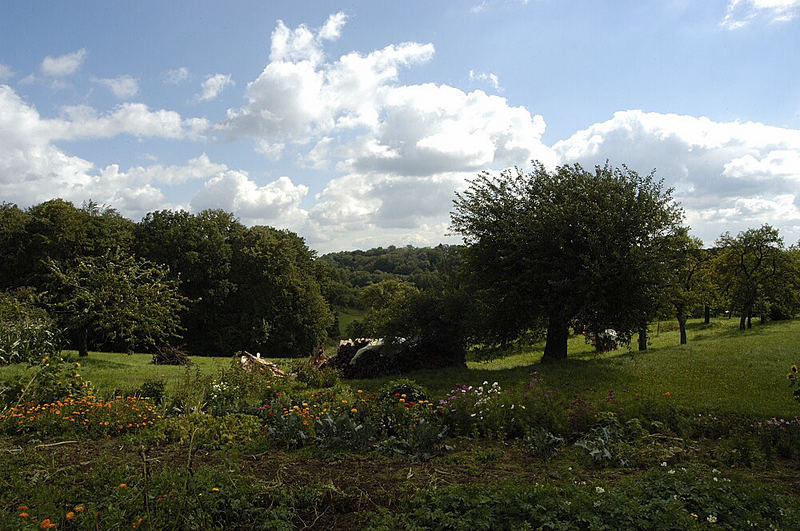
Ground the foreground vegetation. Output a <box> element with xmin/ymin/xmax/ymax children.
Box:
<box><xmin>2</xmin><ymin>317</ymin><xmax>800</xmax><ymax>529</ymax></box>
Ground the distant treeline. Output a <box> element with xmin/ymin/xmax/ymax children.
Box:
<box><xmin>0</xmin><ymin>199</ymin><xmax>458</xmax><ymax>357</ymax></box>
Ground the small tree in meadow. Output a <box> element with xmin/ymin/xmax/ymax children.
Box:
<box><xmin>47</xmin><ymin>249</ymin><xmax>186</xmax><ymax>356</ymax></box>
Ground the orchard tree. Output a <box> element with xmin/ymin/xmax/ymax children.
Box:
<box><xmin>664</xmin><ymin>230</ymin><xmax>711</xmax><ymax>344</ymax></box>
<box><xmin>715</xmin><ymin>225</ymin><xmax>798</xmax><ymax>330</ymax></box>
<box><xmin>451</xmin><ymin>162</ymin><xmax>684</xmax><ymax>362</ymax></box>
<box><xmin>48</xmin><ymin>250</ymin><xmax>186</xmax><ymax>356</ymax></box>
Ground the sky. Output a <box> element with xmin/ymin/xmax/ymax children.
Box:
<box><xmin>1</xmin><ymin>0</ymin><xmax>799</xmax><ymax>253</ymax></box>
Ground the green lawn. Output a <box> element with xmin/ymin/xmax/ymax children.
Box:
<box><xmin>2</xmin><ymin>316</ymin><xmax>798</xmax><ymax>417</ymax></box>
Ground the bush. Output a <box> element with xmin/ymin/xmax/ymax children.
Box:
<box><xmin>377</xmin><ymin>378</ymin><xmax>430</xmax><ymax>405</ymax></box>
<box><xmin>0</xmin><ymin>291</ymin><xmax>61</xmax><ymax>365</ymax></box>
<box><xmin>292</xmin><ymin>360</ymin><xmax>340</xmax><ymax>388</ymax></box>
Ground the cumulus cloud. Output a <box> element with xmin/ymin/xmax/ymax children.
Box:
<box><xmin>196</xmin><ymin>73</ymin><xmax>234</xmax><ymax>102</ymax></box>
<box><xmin>57</xmin><ymin>103</ymin><xmax>208</xmax><ymax>140</ymax></box>
<box><xmin>0</xmin><ymin>64</ymin><xmax>14</xmax><ymax>81</ymax></box>
<box><xmin>41</xmin><ymin>48</ymin><xmax>87</xmax><ymax>76</ymax></box>
<box><xmin>552</xmin><ymin>110</ymin><xmax>800</xmax><ymax>244</ymax></box>
<box><xmin>721</xmin><ymin>0</ymin><xmax>800</xmax><ymax>28</ymax></box>
<box><xmin>191</xmin><ymin>171</ymin><xmax>308</xmax><ymax>224</ymax></box>
<box><xmin>165</xmin><ymin>66</ymin><xmax>189</xmax><ymax>84</ymax></box>
<box><xmin>93</xmin><ymin>75</ymin><xmax>139</xmax><ymax>99</ymax></box>
<box><xmin>219</xmin><ymin>13</ymin><xmax>554</xmax><ymax>248</ymax></box>
<box><xmin>0</xmin><ymin>84</ymin><xmax>220</xmax><ymax>220</ymax></box>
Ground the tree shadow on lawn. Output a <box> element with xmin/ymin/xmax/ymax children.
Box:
<box><xmin>397</xmin><ymin>356</ymin><xmax>635</xmax><ymax>398</ymax></box>
<box><xmin>689</xmin><ymin>319</ymin><xmax>777</xmax><ymax>343</ymax></box>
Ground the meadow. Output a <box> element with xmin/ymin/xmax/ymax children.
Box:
<box><xmin>1</xmin><ymin>317</ymin><xmax>800</xmax><ymax>529</ymax></box>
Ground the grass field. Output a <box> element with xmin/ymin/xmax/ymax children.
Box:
<box><xmin>2</xmin><ymin>316</ymin><xmax>797</xmax><ymax>416</ymax></box>
<box><xmin>2</xmin><ymin>316</ymin><xmax>800</xmax><ymax>529</ymax></box>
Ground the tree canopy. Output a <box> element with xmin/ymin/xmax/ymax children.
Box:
<box><xmin>451</xmin><ymin>162</ymin><xmax>684</xmax><ymax>362</ymax></box>
<box><xmin>47</xmin><ymin>249</ymin><xmax>186</xmax><ymax>356</ymax></box>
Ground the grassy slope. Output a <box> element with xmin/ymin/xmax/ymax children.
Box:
<box><xmin>1</xmin><ymin>316</ymin><xmax>798</xmax><ymax>417</ymax></box>
<box><xmin>353</xmin><ymin>317</ymin><xmax>800</xmax><ymax>418</ymax></box>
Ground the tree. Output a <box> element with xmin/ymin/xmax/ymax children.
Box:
<box><xmin>135</xmin><ymin>209</ymin><xmax>242</xmax><ymax>354</ymax></box>
<box><xmin>714</xmin><ymin>225</ymin><xmax>798</xmax><ymax>330</ymax></box>
<box><xmin>451</xmin><ymin>162</ymin><xmax>684</xmax><ymax>362</ymax></box>
<box><xmin>221</xmin><ymin>225</ymin><xmax>333</xmax><ymax>357</ymax></box>
<box><xmin>48</xmin><ymin>250</ymin><xmax>186</xmax><ymax>356</ymax></box>
<box><xmin>663</xmin><ymin>230</ymin><xmax>711</xmax><ymax>344</ymax></box>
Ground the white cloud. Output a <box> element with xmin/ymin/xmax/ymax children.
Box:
<box><xmin>469</xmin><ymin>69</ymin><xmax>500</xmax><ymax>90</ymax></box>
<box><xmin>319</xmin><ymin>12</ymin><xmax>347</xmax><ymax>41</ymax></box>
<box><xmin>218</xmin><ymin>14</ymin><xmax>554</xmax><ymax>248</ymax></box>
<box><xmin>195</xmin><ymin>73</ymin><xmax>234</xmax><ymax>102</ymax></box>
<box><xmin>721</xmin><ymin>0</ymin><xmax>800</xmax><ymax>28</ymax></box>
<box><xmin>93</xmin><ymin>75</ymin><xmax>139</xmax><ymax>99</ymax></box>
<box><xmin>470</xmin><ymin>2</ymin><xmax>489</xmax><ymax>14</ymax></box>
<box><xmin>0</xmin><ymin>64</ymin><xmax>14</xmax><ymax>81</ymax></box>
<box><xmin>165</xmin><ymin>66</ymin><xmax>189</xmax><ymax>84</ymax></box>
<box><xmin>41</xmin><ymin>48</ymin><xmax>87</xmax><ymax>76</ymax></box>
<box><xmin>57</xmin><ymin>103</ymin><xmax>208</xmax><ymax>140</ymax></box>
<box><xmin>552</xmin><ymin>109</ymin><xmax>800</xmax><ymax>244</ymax></box>
<box><xmin>191</xmin><ymin>171</ymin><xmax>308</xmax><ymax>224</ymax></box>
<box><xmin>0</xmin><ymin>84</ymin><xmax>217</xmax><ymax>220</ymax></box>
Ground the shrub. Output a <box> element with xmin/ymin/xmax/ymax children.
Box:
<box><xmin>292</xmin><ymin>360</ymin><xmax>340</xmax><ymax>388</ymax></box>
<box><xmin>135</xmin><ymin>378</ymin><xmax>167</xmax><ymax>403</ymax></box>
<box><xmin>377</xmin><ymin>378</ymin><xmax>429</xmax><ymax>405</ymax></box>
<box><xmin>6</xmin><ymin>356</ymin><xmax>94</xmax><ymax>406</ymax></box>
<box><xmin>524</xmin><ymin>427</ymin><xmax>565</xmax><ymax>460</ymax></box>
<box><xmin>0</xmin><ymin>292</ymin><xmax>62</xmax><ymax>365</ymax></box>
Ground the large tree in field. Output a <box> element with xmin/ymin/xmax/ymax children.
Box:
<box><xmin>714</xmin><ymin>225</ymin><xmax>799</xmax><ymax>330</ymax></box>
<box><xmin>663</xmin><ymin>230</ymin><xmax>712</xmax><ymax>345</ymax></box>
<box><xmin>451</xmin><ymin>162</ymin><xmax>684</xmax><ymax>362</ymax></box>
<box><xmin>48</xmin><ymin>250</ymin><xmax>186</xmax><ymax>356</ymax></box>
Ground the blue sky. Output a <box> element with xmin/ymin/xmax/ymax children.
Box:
<box><xmin>1</xmin><ymin>0</ymin><xmax>799</xmax><ymax>252</ymax></box>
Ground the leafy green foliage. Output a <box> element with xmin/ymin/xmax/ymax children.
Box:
<box><xmin>452</xmin><ymin>162</ymin><xmax>684</xmax><ymax>361</ymax></box>
<box><xmin>47</xmin><ymin>249</ymin><xmax>186</xmax><ymax>356</ymax></box>
<box><xmin>715</xmin><ymin>225</ymin><xmax>800</xmax><ymax>329</ymax></box>
<box><xmin>0</xmin><ymin>290</ymin><xmax>62</xmax><ymax>365</ymax></box>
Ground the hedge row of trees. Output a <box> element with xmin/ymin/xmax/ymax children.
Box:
<box><xmin>2</xmin><ymin>161</ymin><xmax>799</xmax><ymax>366</ymax></box>
<box><xmin>1</xmin><ymin>200</ymin><xmax>331</xmax><ymax>357</ymax></box>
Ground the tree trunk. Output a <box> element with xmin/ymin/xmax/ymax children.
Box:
<box><xmin>77</xmin><ymin>326</ymin><xmax>89</xmax><ymax>357</ymax></box>
<box><xmin>739</xmin><ymin>313</ymin><xmax>746</xmax><ymax>330</ymax></box>
<box><xmin>760</xmin><ymin>313</ymin><xmax>766</xmax><ymax>324</ymax></box>
<box><xmin>638</xmin><ymin>324</ymin><xmax>648</xmax><ymax>351</ymax></box>
<box><xmin>747</xmin><ymin>312</ymin><xmax>752</xmax><ymax>329</ymax></box>
<box><xmin>542</xmin><ymin>316</ymin><xmax>569</xmax><ymax>362</ymax></box>
<box><xmin>675</xmin><ymin>304</ymin><xmax>688</xmax><ymax>345</ymax></box>
<box><xmin>704</xmin><ymin>305</ymin><xmax>710</xmax><ymax>324</ymax></box>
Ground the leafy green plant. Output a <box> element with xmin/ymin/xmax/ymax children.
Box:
<box><xmin>313</xmin><ymin>412</ymin><xmax>376</xmax><ymax>450</ymax></box>
<box><xmin>292</xmin><ymin>360</ymin><xmax>340</xmax><ymax>388</ymax></box>
<box><xmin>524</xmin><ymin>427</ymin><xmax>565</xmax><ymax>459</ymax></box>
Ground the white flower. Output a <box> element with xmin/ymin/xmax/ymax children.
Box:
<box><xmin>595</xmin><ymin>486</ymin><xmax>605</xmax><ymax>494</ymax></box>
<box><xmin>713</xmin><ymin>477</ymin><xmax>718</xmax><ymax>482</ymax></box>
<box><xmin>668</xmin><ymin>469</ymin><xmax>675</xmax><ymax>475</ymax></box>
<box><xmin>660</xmin><ymin>461</ymin><xmax>667</xmax><ymax>467</ymax></box>
<box><xmin>707</xmin><ymin>515</ymin><xmax>717</xmax><ymax>523</ymax></box>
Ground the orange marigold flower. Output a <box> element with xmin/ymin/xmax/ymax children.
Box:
<box><xmin>662</xmin><ymin>392</ymin><xmax>671</xmax><ymax>397</ymax></box>
<box><xmin>132</xmin><ymin>517</ymin><xmax>143</xmax><ymax>529</ymax></box>
<box><xmin>66</xmin><ymin>511</ymin><xmax>76</xmax><ymax>519</ymax></box>
<box><xmin>119</xmin><ymin>483</ymin><xmax>127</xmax><ymax>488</ymax></box>
<box><xmin>19</xmin><ymin>512</ymin><xmax>29</xmax><ymax>518</ymax></box>
<box><xmin>40</xmin><ymin>518</ymin><xmax>57</xmax><ymax>528</ymax></box>
<box><xmin>18</xmin><ymin>505</ymin><xmax>28</xmax><ymax>510</ymax></box>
